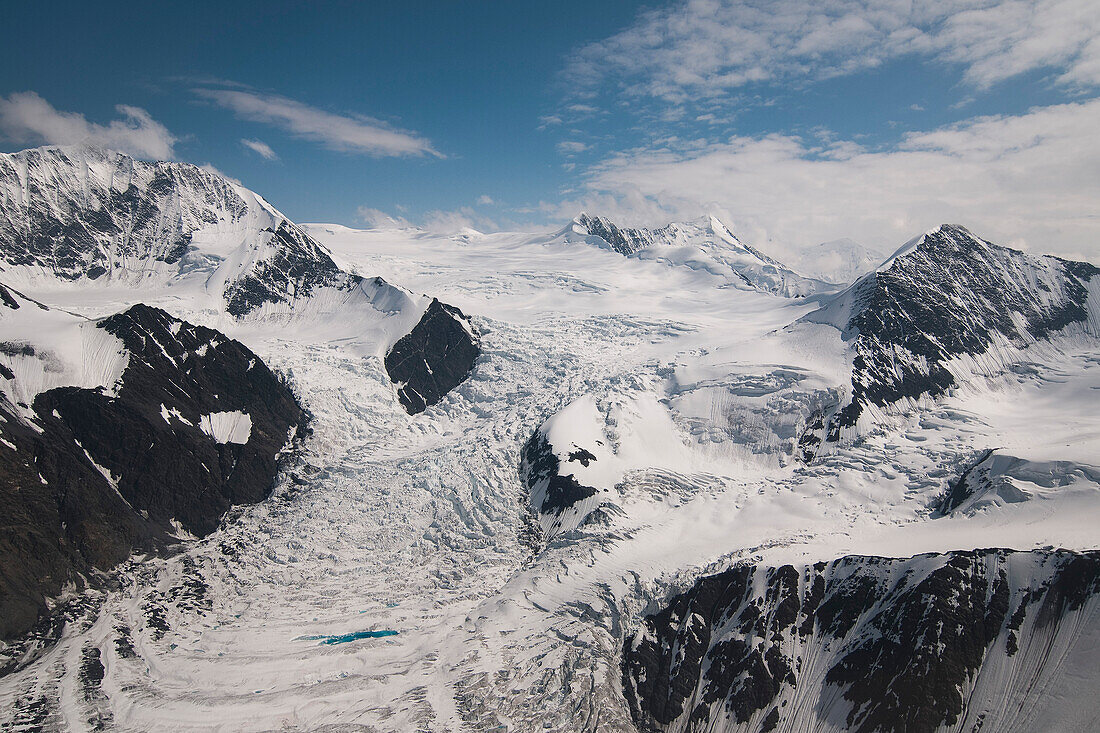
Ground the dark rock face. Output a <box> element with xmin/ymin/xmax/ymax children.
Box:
<box><xmin>0</xmin><ymin>396</ymin><xmax>146</xmax><ymax>640</ymax></box>
<box><xmin>813</xmin><ymin>225</ymin><xmax>1098</xmax><ymax>437</ymax></box>
<box><xmin>222</xmin><ymin>221</ymin><xmax>358</xmax><ymax>317</ymax></box>
<box><xmin>939</xmin><ymin>448</ymin><xmax>997</xmax><ymax>514</ymax></box>
<box><xmin>0</xmin><ymin>304</ymin><xmax>305</xmax><ymax>639</ymax></box>
<box><xmin>623</xmin><ymin>549</ymin><xmax>1100</xmax><ymax>733</ymax></box>
<box><xmin>574</xmin><ymin>213</ymin><xmax>653</xmax><ymax>256</ymax></box>
<box><xmin>521</xmin><ymin>431</ymin><xmax>599</xmax><ymax>516</ymax></box>
<box><xmin>384</xmin><ymin>299</ymin><xmax>480</xmax><ymax>414</ymax></box>
<box><xmin>39</xmin><ymin>304</ymin><xmax>307</xmax><ymax>533</ymax></box>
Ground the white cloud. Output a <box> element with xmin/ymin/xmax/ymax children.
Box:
<box><xmin>0</xmin><ymin>91</ymin><xmax>176</xmax><ymax>159</ymax></box>
<box><xmin>557</xmin><ymin>140</ymin><xmax>591</xmax><ymax>155</ymax></box>
<box><xmin>196</xmin><ymin>88</ymin><xmax>440</xmax><ymax>158</ymax></box>
<box><xmin>240</xmin><ymin>138</ymin><xmax>277</xmax><ymax>160</ymax></box>
<box><xmin>357</xmin><ymin>207</ymin><xmax>411</xmax><ymax>229</ymax></box>
<box><xmin>566</xmin><ymin>0</ymin><xmax>1100</xmax><ymax>104</ymax></box>
<box><xmin>571</xmin><ymin>99</ymin><xmax>1100</xmax><ymax>261</ymax></box>
<box><xmin>357</xmin><ymin>205</ymin><xmax>500</xmax><ymax>234</ymax></box>
<box><xmin>422</xmin><ymin>207</ymin><xmax>500</xmax><ymax>234</ymax></box>
<box><xmin>477</xmin><ymin>194</ymin><xmax>495</xmax><ymax>206</ymax></box>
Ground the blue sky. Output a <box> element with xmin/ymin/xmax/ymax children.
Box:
<box><xmin>2</xmin><ymin>1</ymin><xmax>1098</xmax><ymax>258</ymax></box>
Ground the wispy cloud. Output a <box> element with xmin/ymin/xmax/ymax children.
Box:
<box><xmin>566</xmin><ymin>0</ymin><xmax>1100</xmax><ymax>105</ymax></box>
<box><xmin>357</xmin><ymin>206</ymin><xmax>411</xmax><ymax>229</ymax></box>
<box><xmin>0</xmin><ymin>91</ymin><xmax>176</xmax><ymax>159</ymax></box>
<box><xmin>196</xmin><ymin>87</ymin><xmax>441</xmax><ymax>158</ymax></box>
<box><xmin>421</xmin><ymin>207</ymin><xmax>499</xmax><ymax>234</ymax></box>
<box><xmin>557</xmin><ymin>140</ymin><xmax>591</xmax><ymax>155</ymax></box>
<box><xmin>357</xmin><ymin>204</ymin><xmax>500</xmax><ymax>234</ymax></box>
<box><xmin>240</xmin><ymin>138</ymin><xmax>277</xmax><ymax>160</ymax></box>
<box><xmin>564</xmin><ymin>99</ymin><xmax>1100</xmax><ymax>260</ymax></box>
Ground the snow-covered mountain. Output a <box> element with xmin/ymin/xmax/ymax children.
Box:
<box><xmin>0</xmin><ymin>284</ymin><xmax>305</xmax><ymax>639</ymax></box>
<box><xmin>0</xmin><ymin>145</ymin><xmax>481</xmax><ymax>414</ymax></box>
<box><xmin>625</xmin><ymin>548</ymin><xmax>1100</xmax><ymax>733</ymax></box>
<box><xmin>1</xmin><ymin>148</ymin><xmax>1098</xmax><ymax>732</ymax></box>
<box><xmin>0</xmin><ymin>146</ymin><xmax>481</xmax><ymax>642</ymax></box>
<box><xmin>0</xmin><ymin>145</ymin><xmax>348</xmax><ymax>311</ymax></box>
<box><xmin>557</xmin><ymin>213</ymin><xmax>831</xmax><ymax>297</ymax></box>
<box><xmin>803</xmin><ymin>224</ymin><xmax>1099</xmax><ymax>447</ymax></box>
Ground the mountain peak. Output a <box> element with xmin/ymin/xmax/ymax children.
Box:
<box><xmin>879</xmin><ymin>223</ymin><xmax>983</xmax><ymax>271</ymax></box>
<box><xmin>558</xmin><ymin>211</ymin><xmax>828</xmax><ymax>297</ymax></box>
<box><xmin>0</xmin><ymin>145</ymin><xmax>359</xmax><ymax>316</ymax></box>
<box><xmin>805</xmin><ymin>225</ymin><xmax>1099</xmax><ymax>440</ymax></box>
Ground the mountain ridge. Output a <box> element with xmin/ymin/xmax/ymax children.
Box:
<box><xmin>558</xmin><ymin>211</ymin><xmax>833</xmax><ymax>297</ymax></box>
<box><xmin>801</xmin><ymin>223</ymin><xmax>1099</xmax><ymax>447</ymax></box>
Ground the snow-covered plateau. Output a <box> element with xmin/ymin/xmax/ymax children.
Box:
<box><xmin>0</xmin><ymin>145</ymin><xmax>1098</xmax><ymax>732</ymax></box>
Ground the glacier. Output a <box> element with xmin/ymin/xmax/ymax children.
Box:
<box><xmin>0</xmin><ymin>146</ymin><xmax>1097</xmax><ymax>732</ymax></box>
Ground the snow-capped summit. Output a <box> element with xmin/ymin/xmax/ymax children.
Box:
<box><xmin>805</xmin><ymin>223</ymin><xmax>1099</xmax><ymax>440</ymax></box>
<box><xmin>0</xmin><ymin>145</ymin><xmax>481</xmax><ymax>413</ymax></box>
<box><xmin>0</xmin><ymin>145</ymin><xmax>358</xmax><ymax>315</ymax></box>
<box><xmin>558</xmin><ymin>212</ymin><xmax>831</xmax><ymax>297</ymax></box>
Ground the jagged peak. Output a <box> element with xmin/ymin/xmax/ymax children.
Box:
<box><xmin>568</xmin><ymin>211</ymin><xmax>640</xmax><ymax>235</ymax></box>
<box><xmin>4</xmin><ymin>143</ymin><xmax>193</xmax><ymax>178</ymax></box>
<box><xmin>556</xmin><ymin>211</ymin><xmax>827</xmax><ymax>296</ymax></box>
<box><xmin>878</xmin><ymin>223</ymin><xmax>986</xmax><ymax>272</ymax></box>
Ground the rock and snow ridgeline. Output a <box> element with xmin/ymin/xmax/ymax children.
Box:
<box><xmin>624</xmin><ymin>549</ymin><xmax>1100</xmax><ymax>733</ymax></box>
<box><xmin>0</xmin><ymin>144</ymin><xmax>481</xmax><ymax>413</ymax></box>
<box><xmin>558</xmin><ymin>212</ymin><xmax>834</xmax><ymax>298</ymax></box>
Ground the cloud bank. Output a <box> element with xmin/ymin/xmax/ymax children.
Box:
<box><xmin>558</xmin><ymin>98</ymin><xmax>1100</xmax><ymax>260</ymax></box>
<box><xmin>0</xmin><ymin>92</ymin><xmax>176</xmax><ymax>159</ymax></box>
<box><xmin>567</xmin><ymin>0</ymin><xmax>1100</xmax><ymax>105</ymax></box>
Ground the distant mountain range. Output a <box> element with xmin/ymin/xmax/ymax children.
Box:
<box><xmin>557</xmin><ymin>212</ymin><xmax>833</xmax><ymax>297</ymax></box>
